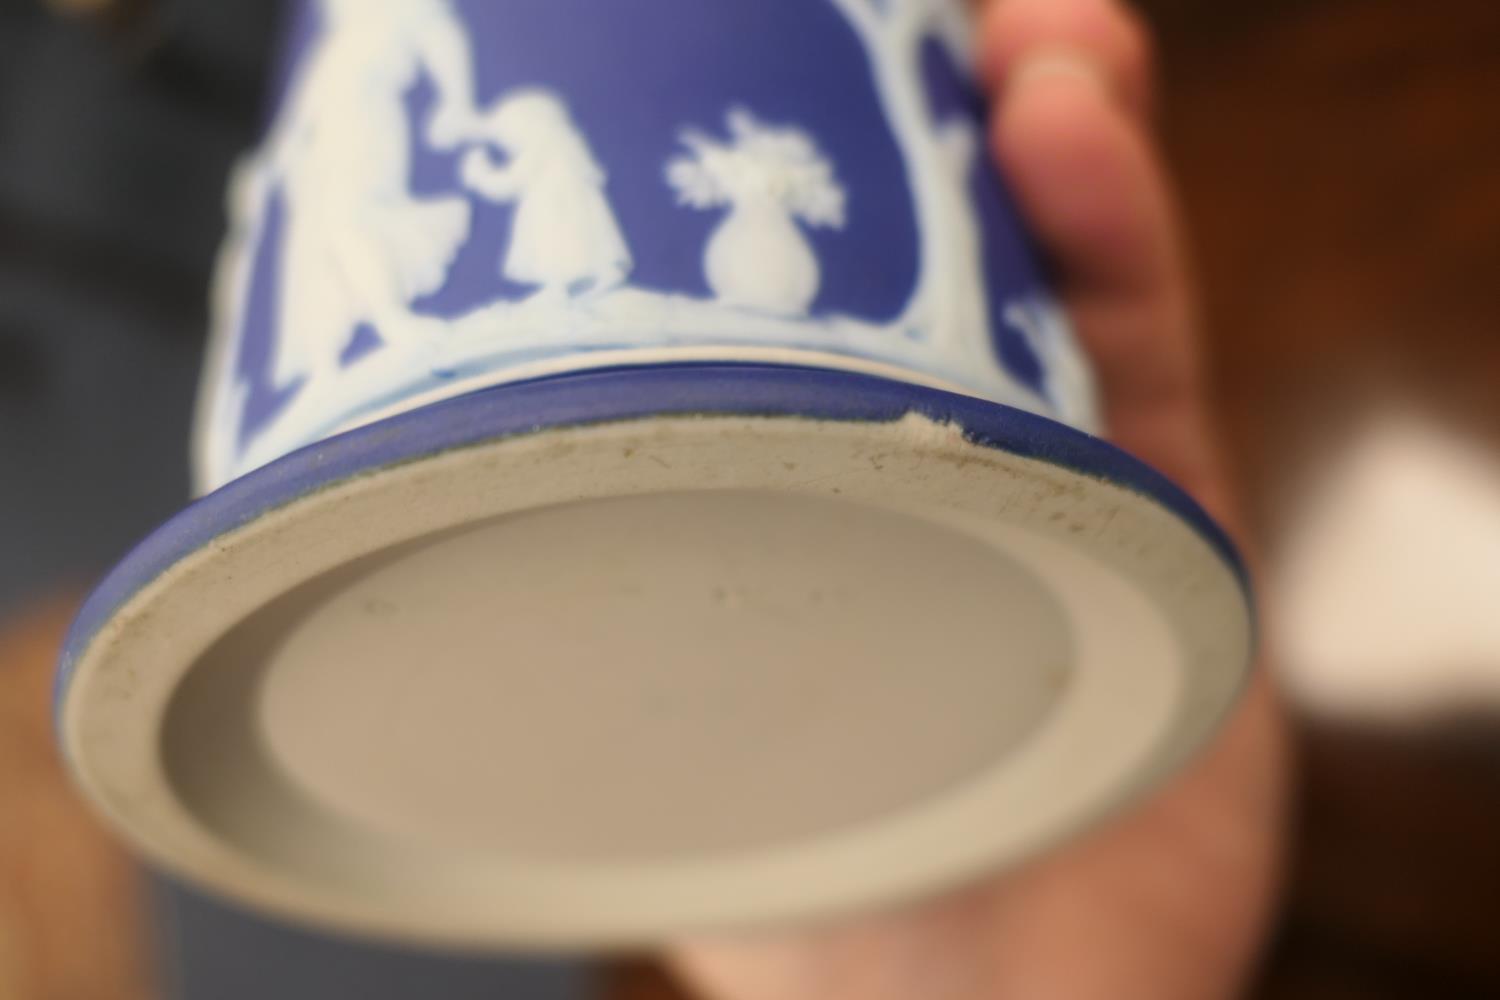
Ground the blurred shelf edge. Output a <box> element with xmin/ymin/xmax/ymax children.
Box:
<box><xmin>0</xmin><ymin>599</ymin><xmax>157</xmax><ymax>1000</ymax></box>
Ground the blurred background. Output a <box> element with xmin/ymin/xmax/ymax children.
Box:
<box><xmin>2</xmin><ymin>0</ymin><xmax>1498</xmax><ymax>997</ymax></box>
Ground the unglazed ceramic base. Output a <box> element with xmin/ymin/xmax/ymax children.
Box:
<box><xmin>204</xmin><ymin>490</ymin><xmax>1080</xmax><ymax>861</ymax></box>
<box><xmin>59</xmin><ymin>367</ymin><xmax>1250</xmax><ymax>949</ymax></box>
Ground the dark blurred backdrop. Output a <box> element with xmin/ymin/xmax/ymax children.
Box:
<box><xmin>0</xmin><ymin>0</ymin><xmax>265</xmax><ymax>617</ymax></box>
<box><xmin>2</xmin><ymin>0</ymin><xmax>1499</xmax><ymax>998</ymax></box>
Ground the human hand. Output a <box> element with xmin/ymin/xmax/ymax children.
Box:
<box><xmin>666</xmin><ymin>1</ymin><xmax>1290</xmax><ymax>998</ymax></box>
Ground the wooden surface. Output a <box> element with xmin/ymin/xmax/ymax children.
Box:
<box><xmin>0</xmin><ymin>602</ymin><xmax>155</xmax><ymax>1000</ymax></box>
<box><xmin>4</xmin><ymin>0</ymin><xmax>1500</xmax><ymax>997</ymax></box>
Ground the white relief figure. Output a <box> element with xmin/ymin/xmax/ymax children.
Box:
<box><xmin>259</xmin><ymin>0</ymin><xmax>481</xmax><ymax>392</ymax></box>
<box><xmin>929</xmin><ymin>106</ymin><xmax>1098</xmax><ymax>423</ymax></box>
<box><xmin>1005</xmin><ymin>297</ymin><xmax>1102</xmax><ymax>433</ymax></box>
<box><xmin>824</xmin><ymin>0</ymin><xmax>981</xmax><ymax>352</ymax></box>
<box><xmin>459</xmin><ymin>91</ymin><xmax>632</xmax><ymax>298</ymax></box>
<box><xmin>667</xmin><ymin>108</ymin><xmax>846</xmax><ymax>316</ymax></box>
<box><xmin>927</xmin><ymin>118</ymin><xmax>991</xmax><ymax>367</ymax></box>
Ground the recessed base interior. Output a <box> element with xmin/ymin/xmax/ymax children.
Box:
<box><xmin>165</xmin><ymin>490</ymin><xmax>1072</xmax><ymax>863</ymax></box>
<box><xmin>62</xmin><ymin>408</ymin><xmax>1250</xmax><ymax>948</ymax></box>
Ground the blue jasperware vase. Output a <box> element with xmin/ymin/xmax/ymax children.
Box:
<box><xmin>57</xmin><ymin>0</ymin><xmax>1251</xmax><ymax>950</ymax></box>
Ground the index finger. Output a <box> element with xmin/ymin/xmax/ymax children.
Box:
<box><xmin>983</xmin><ymin>0</ymin><xmax>1239</xmax><ymax>531</ymax></box>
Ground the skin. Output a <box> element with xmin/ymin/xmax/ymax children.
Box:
<box><xmin>666</xmin><ymin>1</ymin><xmax>1291</xmax><ymax>998</ymax></box>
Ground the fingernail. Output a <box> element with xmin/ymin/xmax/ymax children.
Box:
<box><xmin>1008</xmin><ymin>48</ymin><xmax>1113</xmax><ymax>100</ymax></box>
